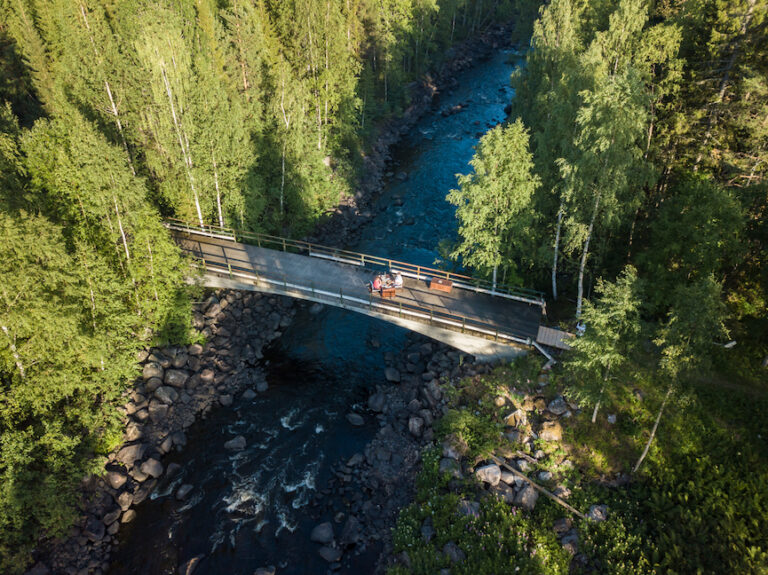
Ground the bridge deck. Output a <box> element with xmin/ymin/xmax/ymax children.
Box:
<box><xmin>177</xmin><ymin>234</ymin><xmax>542</xmax><ymax>342</ymax></box>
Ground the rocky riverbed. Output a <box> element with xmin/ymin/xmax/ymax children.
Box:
<box><xmin>29</xmin><ymin>292</ymin><xmax>296</xmax><ymax>575</ymax></box>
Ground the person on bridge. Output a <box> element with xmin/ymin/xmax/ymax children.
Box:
<box><xmin>372</xmin><ymin>275</ymin><xmax>382</xmax><ymax>292</ymax></box>
<box><xmin>394</xmin><ymin>272</ymin><xmax>403</xmax><ymax>289</ymax></box>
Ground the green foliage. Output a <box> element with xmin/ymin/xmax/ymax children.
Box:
<box><xmin>448</xmin><ymin>119</ymin><xmax>540</xmax><ymax>284</ymax></box>
<box><xmin>390</xmin><ymin>448</ymin><xmax>570</xmax><ymax>575</ymax></box>
<box><xmin>437</xmin><ymin>409</ymin><xmax>502</xmax><ymax>459</ymax></box>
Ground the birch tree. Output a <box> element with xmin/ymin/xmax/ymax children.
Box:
<box><xmin>447</xmin><ymin>119</ymin><xmax>540</xmax><ymax>287</ymax></box>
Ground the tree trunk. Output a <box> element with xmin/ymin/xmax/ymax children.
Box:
<box><xmin>212</xmin><ymin>152</ymin><xmax>223</xmax><ymax>227</ymax></box>
<box><xmin>113</xmin><ymin>195</ymin><xmax>130</xmax><ymax>261</ymax></box>
<box><xmin>552</xmin><ymin>201</ymin><xmax>564</xmax><ymax>301</ymax></box>
<box><xmin>1</xmin><ymin>325</ymin><xmax>24</xmax><ymax>379</ymax></box>
<box><xmin>280</xmin><ymin>142</ymin><xmax>286</xmax><ymax>216</ymax></box>
<box><xmin>492</xmin><ymin>265</ymin><xmax>497</xmax><ymax>293</ymax></box>
<box><xmin>160</xmin><ymin>64</ymin><xmax>203</xmax><ymax>227</ymax></box>
<box><xmin>576</xmin><ymin>190</ymin><xmax>602</xmax><ymax>318</ymax></box>
<box><xmin>146</xmin><ymin>238</ymin><xmax>159</xmax><ymax>301</ymax></box>
<box><xmin>591</xmin><ymin>364</ymin><xmax>611</xmax><ymax>423</ymax></box>
<box><xmin>633</xmin><ymin>385</ymin><xmax>673</xmax><ymax>473</ymax></box>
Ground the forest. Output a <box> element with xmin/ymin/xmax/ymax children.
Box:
<box><xmin>0</xmin><ymin>0</ymin><xmax>526</xmax><ymax>568</ymax></box>
<box><xmin>0</xmin><ymin>0</ymin><xmax>766</xmax><ymax>571</ymax></box>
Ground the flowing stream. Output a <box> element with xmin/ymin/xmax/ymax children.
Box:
<box><xmin>109</xmin><ymin>47</ymin><xmax>522</xmax><ymax>575</ymax></box>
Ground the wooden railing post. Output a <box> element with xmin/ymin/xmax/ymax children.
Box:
<box><xmin>339</xmin><ymin>288</ymin><xmax>343</xmax><ymax>304</ymax></box>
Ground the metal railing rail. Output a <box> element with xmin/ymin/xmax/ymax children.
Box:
<box><xmin>179</xmin><ymin>242</ymin><xmax>534</xmax><ymax>347</ymax></box>
<box><xmin>165</xmin><ymin>218</ymin><xmax>546</xmax><ymax>309</ymax></box>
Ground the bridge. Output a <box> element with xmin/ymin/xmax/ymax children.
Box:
<box><xmin>166</xmin><ymin>219</ymin><xmax>559</xmax><ymax>362</ymax></box>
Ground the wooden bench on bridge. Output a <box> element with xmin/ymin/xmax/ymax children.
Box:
<box><xmin>429</xmin><ymin>277</ymin><xmax>453</xmax><ymax>293</ymax></box>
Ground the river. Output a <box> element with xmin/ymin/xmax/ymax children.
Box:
<box><xmin>109</xmin><ymin>47</ymin><xmax>522</xmax><ymax>575</ymax></box>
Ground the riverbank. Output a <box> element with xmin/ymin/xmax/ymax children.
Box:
<box><xmin>310</xmin><ymin>21</ymin><xmax>517</xmax><ymax>248</ymax></box>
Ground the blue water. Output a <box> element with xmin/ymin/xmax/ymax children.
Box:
<box><xmin>109</xmin><ymin>48</ymin><xmax>521</xmax><ymax>575</ymax></box>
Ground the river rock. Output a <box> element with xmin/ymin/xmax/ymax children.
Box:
<box><xmin>121</xmin><ymin>509</ymin><xmax>137</xmax><ymax>523</ymax></box>
<box><xmin>199</xmin><ymin>369</ymin><xmax>215</xmax><ymax>384</ymax></box>
<box><xmin>176</xmin><ymin>484</ymin><xmax>194</xmax><ymax>501</ymax></box>
<box><xmin>475</xmin><ymin>464</ymin><xmax>501</xmax><ymax>486</ymax></box>
<box><xmin>83</xmin><ymin>515</ymin><xmax>105</xmax><ymax>542</ymax></box>
<box><xmin>158</xmin><ymin>434</ymin><xmax>173</xmax><ymax>454</ymax></box>
<box><xmin>125</xmin><ymin>422</ymin><xmax>144</xmax><ymax>442</ymax></box>
<box><xmin>368</xmin><ymin>392</ymin><xmax>386</xmax><ymax>412</ymax></box>
<box><xmin>172</xmin><ymin>431</ymin><xmax>188</xmax><ymax>448</ymax></box>
<box><xmin>385</xmin><ymin>367</ymin><xmax>401</xmax><ymax>383</ymax></box>
<box><xmin>116</xmin><ymin>443</ymin><xmax>147</xmax><ymax>467</ymax></box>
<box><xmin>178</xmin><ymin>555</ymin><xmax>204</xmax><ymax>575</ymax></box>
<box><xmin>253</xmin><ymin>568</ymin><xmax>276</xmax><ymax>575</ymax></box>
<box><xmin>219</xmin><ymin>394</ymin><xmax>233</xmax><ymax>407</ymax></box>
<box><xmin>242</xmin><ymin>389</ymin><xmax>257</xmax><ymax>400</ymax></box>
<box><xmin>515</xmin><ymin>485</ymin><xmax>539</xmax><ymax>511</ymax></box>
<box><xmin>539</xmin><ymin>471</ymin><xmax>553</xmax><ymax>481</ymax></box>
<box><xmin>256</xmin><ymin>379</ymin><xmax>269</xmax><ymax>393</ymax></box>
<box><xmin>117</xmin><ymin>492</ymin><xmax>133</xmax><ymax>511</ymax></box>
<box><xmin>172</xmin><ymin>352</ymin><xmax>188</xmax><ymax>369</ymax></box>
<box><xmin>588</xmin><ymin>504</ymin><xmax>609</xmax><ymax>522</ymax></box>
<box><xmin>547</xmin><ymin>397</ymin><xmax>568</xmax><ymax>416</ymax></box>
<box><xmin>188</xmin><ymin>343</ymin><xmax>204</xmax><ymax>356</ymax></box>
<box><xmin>539</xmin><ymin>421</ymin><xmax>563</xmax><ymax>442</ymax></box>
<box><xmin>224</xmin><ymin>435</ymin><xmax>246</xmax><ymax>451</ymax></box>
<box><xmin>25</xmin><ymin>563</ymin><xmax>50</xmax><ymax>575</ymax></box>
<box><xmin>318</xmin><ymin>546</ymin><xmax>342</xmax><ymax>562</ymax></box>
<box><xmin>140</xmin><ymin>458</ymin><xmax>164</xmax><ymax>478</ymax></box>
<box><xmin>145</xmin><ymin>377</ymin><xmax>163</xmax><ymax>393</ymax></box>
<box><xmin>143</xmin><ymin>362</ymin><xmax>164</xmax><ymax>381</ymax></box>
<box><xmin>340</xmin><ymin>515</ymin><xmax>362</xmax><ymax>547</ymax></box>
<box><xmin>561</xmin><ymin>529</ymin><xmax>579</xmax><ymax>555</ymax></box>
<box><xmin>106</xmin><ymin>470</ymin><xmax>128</xmax><ymax>490</ymax></box>
<box><xmin>103</xmin><ymin>509</ymin><xmax>121</xmax><ymax>526</ymax></box>
<box><xmin>165</xmin><ymin>369</ymin><xmax>189</xmax><ymax>388</ymax></box>
<box><xmin>347</xmin><ymin>453</ymin><xmax>364</xmax><ymax>467</ymax></box>
<box><xmin>155</xmin><ymin>386</ymin><xmax>179</xmax><ymax>405</ymax></box>
<box><xmin>148</xmin><ymin>399</ymin><xmax>169</xmax><ymax>423</ymax></box>
<box><xmin>346</xmin><ymin>413</ymin><xmax>365</xmax><ymax>426</ymax></box>
<box><xmin>310</xmin><ymin>522</ymin><xmax>334</xmax><ymax>544</ymax></box>
<box><xmin>408</xmin><ymin>416</ymin><xmax>424</xmax><ymax>437</ymax></box>
<box><xmin>500</xmin><ymin>470</ymin><xmax>517</xmax><ymax>485</ymax></box>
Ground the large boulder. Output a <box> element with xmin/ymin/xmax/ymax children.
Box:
<box><xmin>116</xmin><ymin>443</ymin><xmax>147</xmax><ymax>467</ymax></box>
<box><xmin>474</xmin><ymin>464</ymin><xmax>501</xmax><ymax>486</ymax></box>
<box><xmin>588</xmin><ymin>504</ymin><xmax>609</xmax><ymax>522</ymax></box>
<box><xmin>140</xmin><ymin>458</ymin><xmax>164</xmax><ymax>478</ymax></box>
<box><xmin>125</xmin><ymin>423</ymin><xmax>144</xmax><ymax>443</ymax></box>
<box><xmin>539</xmin><ymin>421</ymin><xmax>563</xmax><ymax>442</ymax></box>
<box><xmin>164</xmin><ymin>370</ymin><xmax>189</xmax><ymax>388</ymax></box>
<box><xmin>346</xmin><ymin>413</ymin><xmax>365</xmax><ymax>426</ymax></box>
<box><xmin>155</xmin><ymin>386</ymin><xmax>179</xmax><ymax>405</ymax></box>
<box><xmin>142</xmin><ymin>362</ymin><xmax>164</xmax><ymax>381</ymax></box>
<box><xmin>310</xmin><ymin>522</ymin><xmax>334</xmax><ymax>544</ymax></box>
<box><xmin>340</xmin><ymin>515</ymin><xmax>362</xmax><ymax>547</ymax></box>
<box><xmin>148</xmin><ymin>399</ymin><xmax>169</xmax><ymax>423</ymax></box>
<box><xmin>224</xmin><ymin>436</ymin><xmax>246</xmax><ymax>451</ymax></box>
<box><xmin>83</xmin><ymin>515</ymin><xmax>105</xmax><ymax>542</ymax></box>
<box><xmin>368</xmin><ymin>392</ymin><xmax>386</xmax><ymax>412</ymax></box>
<box><xmin>408</xmin><ymin>416</ymin><xmax>425</xmax><ymax>437</ymax></box>
<box><xmin>106</xmin><ymin>470</ymin><xmax>128</xmax><ymax>490</ymax></box>
<box><xmin>547</xmin><ymin>397</ymin><xmax>569</xmax><ymax>416</ymax></box>
<box><xmin>515</xmin><ymin>485</ymin><xmax>539</xmax><ymax>511</ymax></box>
<box><xmin>384</xmin><ymin>367</ymin><xmax>401</xmax><ymax>383</ymax></box>
<box><xmin>318</xmin><ymin>546</ymin><xmax>342</xmax><ymax>562</ymax></box>
<box><xmin>457</xmin><ymin>500</ymin><xmax>480</xmax><ymax>518</ymax></box>
<box><xmin>103</xmin><ymin>509</ymin><xmax>121</xmax><ymax>526</ymax></box>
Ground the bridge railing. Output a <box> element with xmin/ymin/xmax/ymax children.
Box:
<box><xmin>165</xmin><ymin>218</ymin><xmax>546</xmax><ymax>309</ymax></box>
<box><xmin>177</xmin><ymin>240</ymin><xmax>534</xmax><ymax>348</ymax></box>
